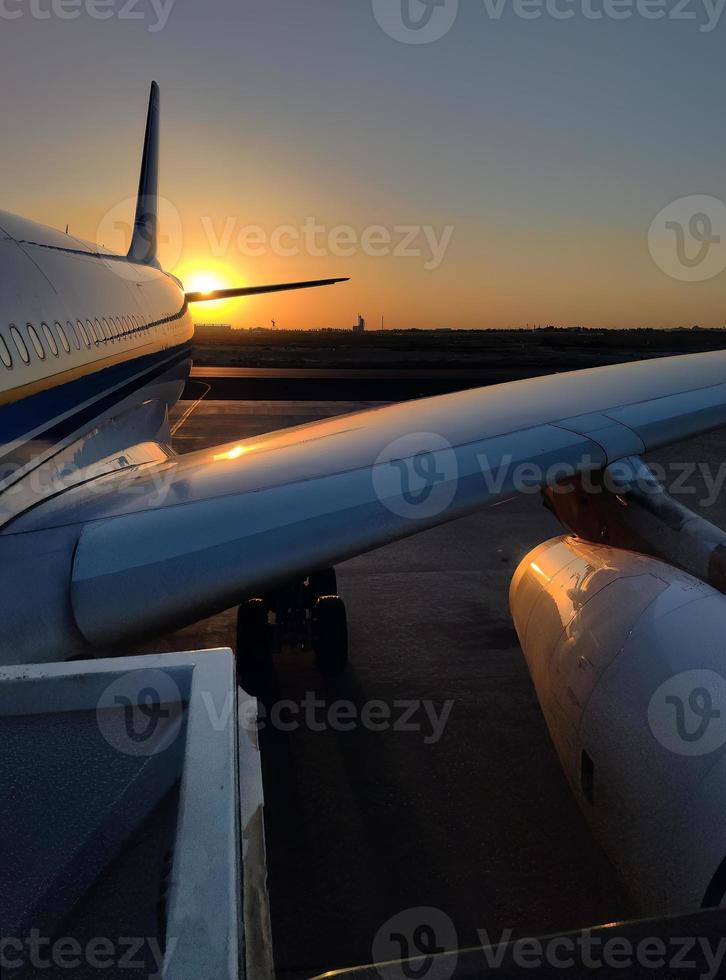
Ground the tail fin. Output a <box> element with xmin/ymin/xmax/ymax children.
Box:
<box><xmin>128</xmin><ymin>81</ymin><xmax>160</xmax><ymax>265</ymax></box>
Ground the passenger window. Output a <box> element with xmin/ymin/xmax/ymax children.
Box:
<box><xmin>67</xmin><ymin>321</ymin><xmax>80</xmax><ymax>350</ymax></box>
<box><xmin>99</xmin><ymin>318</ymin><xmax>111</xmax><ymax>341</ymax></box>
<box><xmin>55</xmin><ymin>321</ymin><xmax>71</xmax><ymax>353</ymax></box>
<box><xmin>42</xmin><ymin>323</ymin><xmax>59</xmax><ymax>356</ymax></box>
<box><xmin>0</xmin><ymin>334</ymin><xmax>12</xmax><ymax>368</ymax></box>
<box><xmin>27</xmin><ymin>325</ymin><xmax>45</xmax><ymax>359</ymax></box>
<box><xmin>78</xmin><ymin>320</ymin><xmax>91</xmax><ymax>348</ymax></box>
<box><xmin>9</xmin><ymin>325</ymin><xmax>29</xmax><ymax>364</ymax></box>
<box><xmin>93</xmin><ymin>319</ymin><xmax>104</xmax><ymax>344</ymax></box>
<box><xmin>86</xmin><ymin>319</ymin><xmax>98</xmax><ymax>345</ymax></box>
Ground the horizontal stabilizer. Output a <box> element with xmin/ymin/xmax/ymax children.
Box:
<box><xmin>185</xmin><ymin>277</ymin><xmax>349</xmax><ymax>303</ymax></box>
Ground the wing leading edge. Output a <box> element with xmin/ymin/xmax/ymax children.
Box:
<box><xmin>7</xmin><ymin>348</ymin><xmax>726</xmax><ymax>646</ymax></box>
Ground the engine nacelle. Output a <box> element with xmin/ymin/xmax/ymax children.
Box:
<box><xmin>511</xmin><ymin>535</ymin><xmax>726</xmax><ymax>917</ymax></box>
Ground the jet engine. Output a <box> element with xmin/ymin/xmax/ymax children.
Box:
<box><xmin>511</xmin><ymin>535</ymin><xmax>726</xmax><ymax>917</ymax></box>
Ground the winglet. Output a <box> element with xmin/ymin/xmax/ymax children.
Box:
<box><xmin>128</xmin><ymin>81</ymin><xmax>161</xmax><ymax>265</ymax></box>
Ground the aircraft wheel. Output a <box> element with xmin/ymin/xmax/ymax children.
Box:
<box><xmin>236</xmin><ymin>598</ymin><xmax>274</xmax><ymax>696</ymax></box>
<box><xmin>307</xmin><ymin>568</ymin><xmax>338</xmax><ymax>608</ymax></box>
<box><xmin>312</xmin><ymin>595</ymin><xmax>348</xmax><ymax>676</ymax></box>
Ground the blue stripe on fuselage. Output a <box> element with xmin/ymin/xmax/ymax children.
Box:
<box><xmin>0</xmin><ymin>341</ymin><xmax>192</xmax><ymax>454</ymax></box>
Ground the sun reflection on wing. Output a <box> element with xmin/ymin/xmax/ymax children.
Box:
<box><xmin>213</xmin><ymin>445</ymin><xmax>249</xmax><ymax>462</ymax></box>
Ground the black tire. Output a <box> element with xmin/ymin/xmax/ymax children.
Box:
<box><xmin>236</xmin><ymin>598</ymin><xmax>274</xmax><ymax>696</ymax></box>
<box><xmin>308</xmin><ymin>568</ymin><xmax>338</xmax><ymax>608</ymax></box>
<box><xmin>312</xmin><ymin>595</ymin><xmax>348</xmax><ymax>676</ymax></box>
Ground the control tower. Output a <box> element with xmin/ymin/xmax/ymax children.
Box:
<box><xmin>353</xmin><ymin>314</ymin><xmax>365</xmax><ymax>334</ymax></box>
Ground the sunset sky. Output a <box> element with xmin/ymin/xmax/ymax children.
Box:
<box><xmin>2</xmin><ymin>0</ymin><xmax>726</xmax><ymax>329</ymax></box>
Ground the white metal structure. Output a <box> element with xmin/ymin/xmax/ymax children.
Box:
<box><xmin>0</xmin><ymin>649</ymin><xmax>271</xmax><ymax>980</ymax></box>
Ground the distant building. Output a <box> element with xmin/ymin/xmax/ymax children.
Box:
<box><xmin>194</xmin><ymin>323</ymin><xmax>236</xmax><ymax>341</ymax></box>
<box><xmin>353</xmin><ymin>314</ymin><xmax>365</xmax><ymax>334</ymax></box>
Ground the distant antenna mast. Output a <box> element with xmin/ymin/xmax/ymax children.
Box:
<box><xmin>381</xmin><ymin>315</ymin><xmax>384</xmax><ymax>331</ymax></box>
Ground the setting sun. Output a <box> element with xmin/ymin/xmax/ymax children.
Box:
<box><xmin>174</xmin><ymin>258</ymin><xmax>244</xmax><ymax>321</ymax></box>
<box><xmin>186</xmin><ymin>271</ymin><xmax>226</xmax><ymax>296</ymax></box>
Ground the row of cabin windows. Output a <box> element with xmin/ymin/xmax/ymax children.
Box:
<box><xmin>0</xmin><ymin>314</ymin><xmax>152</xmax><ymax>370</ymax></box>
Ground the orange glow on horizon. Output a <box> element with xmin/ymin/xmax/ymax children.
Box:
<box><xmin>174</xmin><ymin>258</ymin><xmax>242</xmax><ymax>320</ymax></box>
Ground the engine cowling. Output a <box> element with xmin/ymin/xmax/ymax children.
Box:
<box><xmin>510</xmin><ymin>535</ymin><xmax>726</xmax><ymax>916</ymax></box>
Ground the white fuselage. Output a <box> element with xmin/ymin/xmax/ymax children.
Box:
<box><xmin>0</xmin><ymin>210</ymin><xmax>194</xmax><ymax>524</ymax></box>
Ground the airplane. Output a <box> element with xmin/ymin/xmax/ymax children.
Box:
<box><xmin>3</xmin><ymin>80</ymin><xmax>726</xmax><ymax>927</ymax></box>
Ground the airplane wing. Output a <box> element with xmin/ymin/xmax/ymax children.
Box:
<box><xmin>6</xmin><ymin>349</ymin><xmax>726</xmax><ymax>649</ymax></box>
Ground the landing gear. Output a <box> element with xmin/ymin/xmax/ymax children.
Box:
<box><xmin>235</xmin><ymin>568</ymin><xmax>348</xmax><ymax>689</ymax></box>
<box><xmin>308</xmin><ymin>568</ymin><xmax>338</xmax><ymax>606</ymax></box>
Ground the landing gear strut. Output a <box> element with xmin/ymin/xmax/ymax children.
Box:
<box><xmin>236</xmin><ymin>597</ymin><xmax>275</xmax><ymax>697</ymax></box>
<box><xmin>235</xmin><ymin>568</ymin><xmax>348</xmax><ymax>693</ymax></box>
